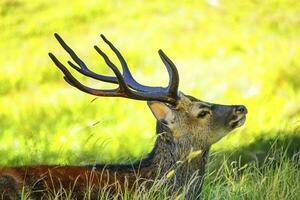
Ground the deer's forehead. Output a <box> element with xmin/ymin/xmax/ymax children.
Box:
<box><xmin>193</xmin><ymin>101</ymin><xmax>212</xmax><ymax>109</ymax></box>
<box><xmin>176</xmin><ymin>97</ymin><xmax>211</xmax><ymax>111</ymax></box>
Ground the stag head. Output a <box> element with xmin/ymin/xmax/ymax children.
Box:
<box><xmin>49</xmin><ymin>33</ymin><xmax>247</xmax><ymax>149</ymax></box>
<box><xmin>148</xmin><ymin>93</ymin><xmax>247</xmax><ymax>147</ymax></box>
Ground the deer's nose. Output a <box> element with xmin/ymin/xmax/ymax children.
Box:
<box><xmin>234</xmin><ymin>105</ymin><xmax>247</xmax><ymax>114</ymax></box>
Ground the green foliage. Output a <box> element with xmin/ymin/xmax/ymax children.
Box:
<box><xmin>203</xmin><ymin>146</ymin><xmax>300</xmax><ymax>200</ymax></box>
<box><xmin>1</xmin><ymin>0</ymin><xmax>299</xmax><ymax>199</ymax></box>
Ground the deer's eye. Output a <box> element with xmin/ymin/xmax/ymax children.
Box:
<box><xmin>197</xmin><ymin>111</ymin><xmax>209</xmax><ymax>118</ymax></box>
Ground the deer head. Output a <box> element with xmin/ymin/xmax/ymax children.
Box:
<box><xmin>148</xmin><ymin>93</ymin><xmax>247</xmax><ymax>150</ymax></box>
<box><xmin>49</xmin><ymin>33</ymin><xmax>247</xmax><ymax>155</ymax></box>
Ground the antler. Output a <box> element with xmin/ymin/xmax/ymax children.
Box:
<box><xmin>48</xmin><ymin>33</ymin><xmax>179</xmax><ymax>105</ymax></box>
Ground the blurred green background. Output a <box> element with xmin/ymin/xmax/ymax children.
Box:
<box><xmin>0</xmin><ymin>0</ymin><xmax>299</xmax><ymax>166</ymax></box>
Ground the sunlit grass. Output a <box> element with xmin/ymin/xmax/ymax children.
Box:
<box><xmin>1</xmin><ymin>0</ymin><xmax>300</xmax><ymax>199</ymax></box>
<box><xmin>202</xmin><ymin>146</ymin><xmax>300</xmax><ymax>200</ymax></box>
<box><xmin>17</xmin><ymin>147</ymin><xmax>300</xmax><ymax>199</ymax></box>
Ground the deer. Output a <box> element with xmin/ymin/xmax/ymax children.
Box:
<box><xmin>0</xmin><ymin>33</ymin><xmax>247</xmax><ymax>200</ymax></box>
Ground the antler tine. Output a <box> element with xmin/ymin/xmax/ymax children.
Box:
<box><xmin>48</xmin><ymin>52</ymin><xmax>129</xmax><ymax>97</ymax></box>
<box><xmin>49</xmin><ymin>33</ymin><xmax>180</xmax><ymax>105</ymax></box>
<box><xmin>93</xmin><ymin>45</ymin><xmax>178</xmax><ymax>102</ymax></box>
<box><xmin>54</xmin><ymin>33</ymin><xmax>167</xmax><ymax>93</ymax></box>
<box><xmin>95</xmin><ymin>36</ymin><xmax>180</xmax><ymax>102</ymax></box>
<box><xmin>99</xmin><ymin>34</ymin><xmax>168</xmax><ymax>93</ymax></box>
<box><xmin>54</xmin><ymin>33</ymin><xmax>117</xmax><ymax>84</ymax></box>
<box><xmin>49</xmin><ymin>49</ymin><xmax>170</xmax><ymax>101</ymax></box>
<box><xmin>158</xmin><ymin>50</ymin><xmax>179</xmax><ymax>100</ymax></box>
<box><xmin>49</xmin><ymin>51</ymin><xmax>178</xmax><ymax>103</ymax></box>
<box><xmin>99</xmin><ymin>34</ymin><xmax>134</xmax><ymax>81</ymax></box>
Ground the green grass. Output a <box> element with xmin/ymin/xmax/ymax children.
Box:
<box><xmin>203</xmin><ymin>145</ymin><xmax>300</xmax><ymax>200</ymax></box>
<box><xmin>16</xmin><ymin>145</ymin><xmax>300</xmax><ymax>200</ymax></box>
<box><xmin>1</xmin><ymin>0</ymin><xmax>300</xmax><ymax>199</ymax></box>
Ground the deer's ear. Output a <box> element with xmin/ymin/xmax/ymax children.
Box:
<box><xmin>147</xmin><ymin>101</ymin><xmax>175</xmax><ymax>124</ymax></box>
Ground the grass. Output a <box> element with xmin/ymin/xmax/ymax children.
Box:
<box><xmin>1</xmin><ymin>0</ymin><xmax>300</xmax><ymax>199</ymax></box>
<box><xmin>202</xmin><ymin>145</ymin><xmax>300</xmax><ymax>200</ymax></box>
<box><xmin>16</xmin><ymin>144</ymin><xmax>300</xmax><ymax>200</ymax></box>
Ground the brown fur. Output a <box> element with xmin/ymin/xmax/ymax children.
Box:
<box><xmin>0</xmin><ymin>93</ymin><xmax>247</xmax><ymax>199</ymax></box>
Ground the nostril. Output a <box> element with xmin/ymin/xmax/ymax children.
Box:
<box><xmin>235</xmin><ymin>105</ymin><xmax>247</xmax><ymax>114</ymax></box>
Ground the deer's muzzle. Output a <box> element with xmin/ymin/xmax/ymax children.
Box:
<box><xmin>229</xmin><ymin>105</ymin><xmax>247</xmax><ymax>129</ymax></box>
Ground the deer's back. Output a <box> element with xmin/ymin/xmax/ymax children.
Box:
<box><xmin>0</xmin><ymin>165</ymin><xmax>157</xmax><ymax>199</ymax></box>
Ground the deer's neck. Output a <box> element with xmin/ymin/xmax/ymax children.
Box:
<box><xmin>151</xmin><ymin>121</ymin><xmax>210</xmax><ymax>177</ymax></box>
<box><xmin>88</xmin><ymin>121</ymin><xmax>209</xmax><ymax>184</ymax></box>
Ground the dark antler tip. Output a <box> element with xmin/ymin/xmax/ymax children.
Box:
<box><xmin>54</xmin><ymin>33</ymin><xmax>59</xmax><ymax>38</ymax></box>
<box><xmin>48</xmin><ymin>52</ymin><xmax>54</xmax><ymax>58</ymax></box>
<box><xmin>100</xmin><ymin>34</ymin><xmax>105</xmax><ymax>39</ymax></box>
<box><xmin>93</xmin><ymin>45</ymin><xmax>100</xmax><ymax>51</ymax></box>
<box><xmin>158</xmin><ymin>49</ymin><xmax>165</xmax><ymax>55</ymax></box>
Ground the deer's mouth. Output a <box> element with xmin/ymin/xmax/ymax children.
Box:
<box><xmin>230</xmin><ymin>115</ymin><xmax>246</xmax><ymax>129</ymax></box>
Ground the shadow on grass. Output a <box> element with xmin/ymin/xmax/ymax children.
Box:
<box><xmin>2</xmin><ymin>130</ymin><xmax>300</xmax><ymax>168</ymax></box>
<box><xmin>211</xmin><ymin>131</ymin><xmax>300</xmax><ymax>167</ymax></box>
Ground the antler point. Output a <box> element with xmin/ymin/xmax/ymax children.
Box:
<box><xmin>48</xmin><ymin>52</ymin><xmax>55</xmax><ymax>58</ymax></box>
<box><xmin>158</xmin><ymin>49</ymin><xmax>165</xmax><ymax>55</ymax></box>
<box><xmin>100</xmin><ymin>34</ymin><xmax>106</xmax><ymax>40</ymax></box>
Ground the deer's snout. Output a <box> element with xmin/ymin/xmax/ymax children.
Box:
<box><xmin>228</xmin><ymin>105</ymin><xmax>247</xmax><ymax>129</ymax></box>
<box><xmin>233</xmin><ymin>105</ymin><xmax>247</xmax><ymax>115</ymax></box>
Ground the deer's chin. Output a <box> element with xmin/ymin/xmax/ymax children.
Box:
<box><xmin>229</xmin><ymin>115</ymin><xmax>246</xmax><ymax>129</ymax></box>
